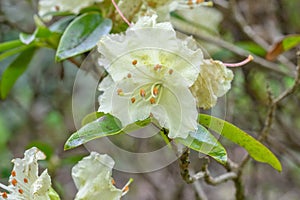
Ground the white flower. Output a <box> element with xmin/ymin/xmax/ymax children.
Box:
<box><xmin>72</xmin><ymin>152</ymin><xmax>131</xmax><ymax>200</ymax></box>
<box><xmin>190</xmin><ymin>59</ymin><xmax>234</xmax><ymax>109</ymax></box>
<box><xmin>97</xmin><ymin>15</ymin><xmax>203</xmax><ymax>138</ymax></box>
<box><xmin>115</xmin><ymin>0</ymin><xmax>213</xmax><ymax>23</ymax></box>
<box><xmin>0</xmin><ymin>147</ymin><xmax>52</xmax><ymax>200</ymax></box>
<box><xmin>38</xmin><ymin>0</ymin><xmax>103</xmax><ymax>20</ymax></box>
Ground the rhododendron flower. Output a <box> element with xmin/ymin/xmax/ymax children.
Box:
<box><xmin>97</xmin><ymin>15</ymin><xmax>203</xmax><ymax>139</ymax></box>
<box><xmin>72</xmin><ymin>152</ymin><xmax>131</xmax><ymax>200</ymax></box>
<box><xmin>97</xmin><ymin>14</ymin><xmax>234</xmax><ymax>139</ymax></box>
<box><xmin>38</xmin><ymin>0</ymin><xmax>103</xmax><ymax>20</ymax></box>
<box><xmin>0</xmin><ymin>147</ymin><xmax>53</xmax><ymax>200</ymax></box>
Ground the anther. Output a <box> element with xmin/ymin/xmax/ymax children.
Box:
<box><xmin>123</xmin><ymin>186</ymin><xmax>129</xmax><ymax>192</ymax></box>
<box><xmin>54</xmin><ymin>5</ymin><xmax>60</xmax><ymax>11</ymax></box>
<box><xmin>154</xmin><ymin>64</ymin><xmax>162</xmax><ymax>71</ymax></box>
<box><xmin>24</xmin><ymin>178</ymin><xmax>28</xmax><ymax>183</ymax></box>
<box><xmin>117</xmin><ymin>89</ymin><xmax>123</xmax><ymax>96</ymax></box>
<box><xmin>168</xmin><ymin>69</ymin><xmax>173</xmax><ymax>75</ymax></box>
<box><xmin>127</xmin><ymin>73</ymin><xmax>132</xmax><ymax>78</ymax></box>
<box><xmin>132</xmin><ymin>60</ymin><xmax>137</xmax><ymax>65</ymax></box>
<box><xmin>2</xmin><ymin>192</ymin><xmax>8</xmax><ymax>198</ymax></box>
<box><xmin>140</xmin><ymin>89</ymin><xmax>146</xmax><ymax>97</ymax></box>
<box><xmin>111</xmin><ymin>179</ymin><xmax>116</xmax><ymax>185</ymax></box>
<box><xmin>223</xmin><ymin>55</ymin><xmax>254</xmax><ymax>67</ymax></box>
<box><xmin>150</xmin><ymin>97</ymin><xmax>156</xmax><ymax>104</ymax></box>
<box><xmin>153</xmin><ymin>87</ymin><xmax>159</xmax><ymax>96</ymax></box>
<box><xmin>187</xmin><ymin>0</ymin><xmax>193</xmax><ymax>6</ymax></box>
<box><xmin>196</xmin><ymin>0</ymin><xmax>204</xmax><ymax>3</ymax></box>
<box><xmin>11</xmin><ymin>171</ymin><xmax>16</xmax><ymax>177</ymax></box>
<box><xmin>11</xmin><ymin>179</ymin><xmax>17</xmax><ymax>186</ymax></box>
<box><xmin>18</xmin><ymin>189</ymin><xmax>23</xmax><ymax>194</ymax></box>
<box><xmin>131</xmin><ymin>97</ymin><xmax>136</xmax><ymax>103</ymax></box>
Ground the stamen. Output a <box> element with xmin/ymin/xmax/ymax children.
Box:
<box><xmin>11</xmin><ymin>171</ymin><xmax>16</xmax><ymax>177</ymax></box>
<box><xmin>131</xmin><ymin>97</ymin><xmax>136</xmax><ymax>103</ymax></box>
<box><xmin>18</xmin><ymin>189</ymin><xmax>23</xmax><ymax>194</ymax></box>
<box><xmin>154</xmin><ymin>64</ymin><xmax>162</xmax><ymax>71</ymax></box>
<box><xmin>11</xmin><ymin>179</ymin><xmax>17</xmax><ymax>186</ymax></box>
<box><xmin>168</xmin><ymin>69</ymin><xmax>173</xmax><ymax>75</ymax></box>
<box><xmin>140</xmin><ymin>89</ymin><xmax>146</xmax><ymax>97</ymax></box>
<box><xmin>223</xmin><ymin>55</ymin><xmax>254</xmax><ymax>67</ymax></box>
<box><xmin>123</xmin><ymin>186</ymin><xmax>129</xmax><ymax>193</ymax></box>
<box><xmin>150</xmin><ymin>97</ymin><xmax>156</xmax><ymax>104</ymax></box>
<box><xmin>132</xmin><ymin>60</ymin><xmax>137</xmax><ymax>65</ymax></box>
<box><xmin>54</xmin><ymin>5</ymin><xmax>60</xmax><ymax>11</ymax></box>
<box><xmin>153</xmin><ymin>87</ymin><xmax>159</xmax><ymax>96</ymax></box>
<box><xmin>23</xmin><ymin>178</ymin><xmax>28</xmax><ymax>184</ymax></box>
<box><xmin>117</xmin><ymin>89</ymin><xmax>124</xmax><ymax>96</ymax></box>
<box><xmin>2</xmin><ymin>192</ymin><xmax>8</xmax><ymax>198</ymax></box>
<box><xmin>111</xmin><ymin>179</ymin><xmax>116</xmax><ymax>185</ymax></box>
<box><xmin>111</xmin><ymin>0</ymin><xmax>132</xmax><ymax>27</ymax></box>
<box><xmin>127</xmin><ymin>73</ymin><xmax>132</xmax><ymax>78</ymax></box>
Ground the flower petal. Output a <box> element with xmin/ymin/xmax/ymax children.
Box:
<box><xmin>190</xmin><ymin>59</ymin><xmax>234</xmax><ymax>109</ymax></box>
<box><xmin>31</xmin><ymin>170</ymin><xmax>51</xmax><ymax>200</ymax></box>
<box><xmin>72</xmin><ymin>152</ymin><xmax>124</xmax><ymax>200</ymax></box>
<box><xmin>97</xmin><ymin>15</ymin><xmax>203</xmax><ymax>85</ymax></box>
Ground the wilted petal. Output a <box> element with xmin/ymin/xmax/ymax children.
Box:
<box><xmin>190</xmin><ymin>59</ymin><xmax>234</xmax><ymax>109</ymax></box>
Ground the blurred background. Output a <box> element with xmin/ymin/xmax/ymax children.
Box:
<box><xmin>0</xmin><ymin>0</ymin><xmax>300</xmax><ymax>199</ymax></box>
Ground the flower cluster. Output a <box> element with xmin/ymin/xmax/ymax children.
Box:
<box><xmin>0</xmin><ymin>147</ymin><xmax>52</xmax><ymax>200</ymax></box>
<box><xmin>97</xmin><ymin>14</ymin><xmax>233</xmax><ymax>139</ymax></box>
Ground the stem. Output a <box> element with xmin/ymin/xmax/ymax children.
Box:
<box><xmin>224</xmin><ymin>55</ymin><xmax>254</xmax><ymax>67</ymax></box>
<box><xmin>111</xmin><ymin>0</ymin><xmax>132</xmax><ymax>27</ymax></box>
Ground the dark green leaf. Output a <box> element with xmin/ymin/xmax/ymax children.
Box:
<box><xmin>49</xmin><ymin>16</ymin><xmax>76</xmax><ymax>33</ymax></box>
<box><xmin>56</xmin><ymin>12</ymin><xmax>112</xmax><ymax>61</ymax></box>
<box><xmin>176</xmin><ymin>124</ymin><xmax>227</xmax><ymax>164</ymax></box>
<box><xmin>0</xmin><ymin>40</ymin><xmax>23</xmax><ymax>53</ymax></box>
<box><xmin>0</xmin><ymin>48</ymin><xmax>35</xmax><ymax>99</ymax></box>
<box><xmin>199</xmin><ymin>114</ymin><xmax>282</xmax><ymax>171</ymax></box>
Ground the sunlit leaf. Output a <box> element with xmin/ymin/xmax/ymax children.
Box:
<box><xmin>56</xmin><ymin>12</ymin><xmax>112</xmax><ymax>61</ymax></box>
<box><xmin>65</xmin><ymin>114</ymin><xmax>152</xmax><ymax>150</ymax></box>
<box><xmin>64</xmin><ymin>114</ymin><xmax>122</xmax><ymax>150</ymax></box>
<box><xmin>266</xmin><ymin>34</ymin><xmax>300</xmax><ymax>61</ymax></box>
<box><xmin>176</xmin><ymin>124</ymin><xmax>227</xmax><ymax>164</ymax></box>
<box><xmin>0</xmin><ymin>47</ymin><xmax>36</xmax><ymax>99</ymax></box>
<box><xmin>199</xmin><ymin>114</ymin><xmax>282</xmax><ymax>171</ymax></box>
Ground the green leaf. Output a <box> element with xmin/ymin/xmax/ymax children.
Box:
<box><xmin>65</xmin><ymin>114</ymin><xmax>152</xmax><ymax>150</ymax></box>
<box><xmin>81</xmin><ymin>112</ymin><xmax>105</xmax><ymax>126</ymax></box>
<box><xmin>56</xmin><ymin>12</ymin><xmax>112</xmax><ymax>61</ymax></box>
<box><xmin>64</xmin><ymin>114</ymin><xmax>122</xmax><ymax>150</ymax></box>
<box><xmin>0</xmin><ymin>44</ymin><xmax>35</xmax><ymax>62</ymax></box>
<box><xmin>0</xmin><ymin>48</ymin><xmax>35</xmax><ymax>99</ymax></box>
<box><xmin>199</xmin><ymin>114</ymin><xmax>282</xmax><ymax>171</ymax></box>
<box><xmin>282</xmin><ymin>34</ymin><xmax>300</xmax><ymax>50</ymax></box>
<box><xmin>176</xmin><ymin>124</ymin><xmax>227</xmax><ymax>164</ymax></box>
<box><xmin>49</xmin><ymin>16</ymin><xmax>76</xmax><ymax>33</ymax></box>
<box><xmin>266</xmin><ymin>34</ymin><xmax>300</xmax><ymax>61</ymax></box>
<box><xmin>0</xmin><ymin>40</ymin><xmax>23</xmax><ymax>53</ymax></box>
<box><xmin>48</xmin><ymin>187</ymin><xmax>61</xmax><ymax>200</ymax></box>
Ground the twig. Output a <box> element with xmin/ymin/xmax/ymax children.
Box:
<box><xmin>171</xmin><ymin>18</ymin><xmax>293</xmax><ymax>77</ymax></box>
<box><xmin>229</xmin><ymin>0</ymin><xmax>296</xmax><ymax>71</ymax></box>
